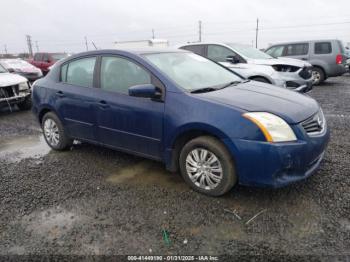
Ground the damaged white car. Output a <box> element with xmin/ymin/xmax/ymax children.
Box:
<box><xmin>180</xmin><ymin>43</ymin><xmax>313</xmax><ymax>93</ymax></box>
<box><xmin>0</xmin><ymin>63</ymin><xmax>32</xmax><ymax>110</ymax></box>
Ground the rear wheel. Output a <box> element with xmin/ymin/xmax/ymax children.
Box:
<box><xmin>179</xmin><ymin>136</ymin><xmax>237</xmax><ymax>196</ymax></box>
<box><xmin>42</xmin><ymin>112</ymin><xmax>72</xmax><ymax>150</ymax></box>
<box><xmin>311</xmin><ymin>67</ymin><xmax>325</xmax><ymax>85</ymax></box>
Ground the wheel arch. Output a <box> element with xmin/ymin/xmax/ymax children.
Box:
<box><xmin>248</xmin><ymin>75</ymin><xmax>272</xmax><ymax>83</ymax></box>
<box><xmin>165</xmin><ymin>124</ymin><xmax>233</xmax><ymax>173</ymax></box>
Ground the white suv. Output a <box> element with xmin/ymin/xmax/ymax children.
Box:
<box><xmin>179</xmin><ymin>43</ymin><xmax>313</xmax><ymax>93</ymax></box>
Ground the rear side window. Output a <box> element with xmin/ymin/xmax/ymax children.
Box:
<box><xmin>181</xmin><ymin>45</ymin><xmax>206</xmax><ymax>56</ymax></box>
<box><xmin>100</xmin><ymin>56</ymin><xmax>151</xmax><ymax>94</ymax></box>
<box><xmin>207</xmin><ymin>45</ymin><xmax>235</xmax><ymax>62</ymax></box>
<box><xmin>63</xmin><ymin>57</ymin><xmax>96</xmax><ymax>87</ymax></box>
<box><xmin>34</xmin><ymin>53</ymin><xmax>42</xmax><ymax>61</ymax></box>
<box><xmin>314</xmin><ymin>42</ymin><xmax>332</xmax><ymax>54</ymax></box>
<box><xmin>285</xmin><ymin>44</ymin><xmax>309</xmax><ymax>56</ymax></box>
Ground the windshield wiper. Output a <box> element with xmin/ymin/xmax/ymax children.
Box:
<box><xmin>217</xmin><ymin>80</ymin><xmax>244</xmax><ymax>90</ymax></box>
<box><xmin>190</xmin><ymin>87</ymin><xmax>219</xmax><ymax>94</ymax></box>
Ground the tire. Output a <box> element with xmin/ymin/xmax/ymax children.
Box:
<box><xmin>41</xmin><ymin>112</ymin><xmax>72</xmax><ymax>150</ymax></box>
<box><xmin>17</xmin><ymin>96</ymin><xmax>32</xmax><ymax>110</ymax></box>
<box><xmin>179</xmin><ymin>136</ymin><xmax>237</xmax><ymax>196</ymax></box>
<box><xmin>311</xmin><ymin>67</ymin><xmax>325</xmax><ymax>85</ymax></box>
<box><xmin>250</xmin><ymin>77</ymin><xmax>270</xmax><ymax>84</ymax></box>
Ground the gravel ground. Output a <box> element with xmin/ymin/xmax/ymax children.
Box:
<box><xmin>0</xmin><ymin>75</ymin><xmax>349</xmax><ymax>261</ymax></box>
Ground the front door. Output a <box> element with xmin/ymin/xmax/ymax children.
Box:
<box><xmin>96</xmin><ymin>56</ymin><xmax>164</xmax><ymax>159</ymax></box>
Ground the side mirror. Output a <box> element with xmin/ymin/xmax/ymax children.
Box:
<box><xmin>7</xmin><ymin>68</ymin><xmax>15</xmax><ymax>73</ymax></box>
<box><xmin>226</xmin><ymin>55</ymin><xmax>240</xmax><ymax>64</ymax></box>
<box><xmin>128</xmin><ymin>84</ymin><xmax>161</xmax><ymax>99</ymax></box>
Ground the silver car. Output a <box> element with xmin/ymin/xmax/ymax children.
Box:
<box><xmin>179</xmin><ymin>42</ymin><xmax>313</xmax><ymax>93</ymax></box>
<box><xmin>265</xmin><ymin>39</ymin><xmax>347</xmax><ymax>85</ymax></box>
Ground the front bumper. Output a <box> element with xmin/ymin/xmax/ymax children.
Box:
<box><xmin>0</xmin><ymin>90</ymin><xmax>31</xmax><ymax>106</ymax></box>
<box><xmin>222</xmin><ymin>124</ymin><xmax>330</xmax><ymax>188</ymax></box>
<box><xmin>270</xmin><ymin>69</ymin><xmax>313</xmax><ymax>93</ymax></box>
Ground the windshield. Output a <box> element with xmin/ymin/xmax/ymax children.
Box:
<box><xmin>143</xmin><ymin>52</ymin><xmax>242</xmax><ymax>91</ymax></box>
<box><xmin>51</xmin><ymin>53</ymin><xmax>69</xmax><ymax>61</ymax></box>
<box><xmin>0</xmin><ymin>64</ymin><xmax>7</xmax><ymax>73</ymax></box>
<box><xmin>226</xmin><ymin>43</ymin><xmax>273</xmax><ymax>59</ymax></box>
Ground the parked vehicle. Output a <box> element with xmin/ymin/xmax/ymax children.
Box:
<box><xmin>0</xmin><ymin>63</ymin><xmax>32</xmax><ymax>110</ymax></box>
<box><xmin>265</xmin><ymin>39</ymin><xmax>347</xmax><ymax>85</ymax></box>
<box><xmin>32</xmin><ymin>49</ymin><xmax>329</xmax><ymax>196</ymax></box>
<box><xmin>179</xmin><ymin>43</ymin><xmax>313</xmax><ymax>93</ymax></box>
<box><xmin>28</xmin><ymin>52</ymin><xmax>69</xmax><ymax>75</ymax></box>
<box><xmin>0</xmin><ymin>58</ymin><xmax>43</xmax><ymax>82</ymax></box>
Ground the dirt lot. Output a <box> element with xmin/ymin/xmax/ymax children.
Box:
<box><xmin>0</xmin><ymin>76</ymin><xmax>349</xmax><ymax>260</ymax></box>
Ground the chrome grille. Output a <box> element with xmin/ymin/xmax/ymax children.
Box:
<box><xmin>302</xmin><ymin>110</ymin><xmax>325</xmax><ymax>135</ymax></box>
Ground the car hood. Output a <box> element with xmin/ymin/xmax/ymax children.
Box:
<box><xmin>0</xmin><ymin>72</ymin><xmax>28</xmax><ymax>87</ymax></box>
<box><xmin>197</xmin><ymin>81</ymin><xmax>319</xmax><ymax>124</ymax></box>
<box><xmin>249</xmin><ymin>57</ymin><xmax>311</xmax><ymax>68</ymax></box>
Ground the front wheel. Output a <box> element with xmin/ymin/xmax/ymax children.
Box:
<box><xmin>179</xmin><ymin>136</ymin><xmax>237</xmax><ymax>196</ymax></box>
<box><xmin>42</xmin><ymin>112</ymin><xmax>72</xmax><ymax>150</ymax></box>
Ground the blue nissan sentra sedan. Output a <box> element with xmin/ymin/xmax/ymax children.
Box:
<box><xmin>32</xmin><ymin>49</ymin><xmax>330</xmax><ymax>196</ymax></box>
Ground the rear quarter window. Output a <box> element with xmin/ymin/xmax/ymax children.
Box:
<box><xmin>314</xmin><ymin>42</ymin><xmax>332</xmax><ymax>54</ymax></box>
<box><xmin>181</xmin><ymin>45</ymin><xmax>206</xmax><ymax>56</ymax></box>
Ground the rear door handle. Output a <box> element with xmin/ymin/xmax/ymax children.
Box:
<box><xmin>97</xmin><ymin>100</ymin><xmax>110</xmax><ymax>109</ymax></box>
<box><xmin>56</xmin><ymin>91</ymin><xmax>65</xmax><ymax>97</ymax></box>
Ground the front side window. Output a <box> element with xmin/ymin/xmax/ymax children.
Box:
<box><xmin>64</xmin><ymin>57</ymin><xmax>96</xmax><ymax>87</ymax></box>
<box><xmin>285</xmin><ymin>44</ymin><xmax>309</xmax><ymax>56</ymax></box>
<box><xmin>100</xmin><ymin>56</ymin><xmax>151</xmax><ymax>94</ymax></box>
<box><xmin>207</xmin><ymin>45</ymin><xmax>235</xmax><ymax>62</ymax></box>
<box><xmin>144</xmin><ymin>52</ymin><xmax>242</xmax><ymax>91</ymax></box>
<box><xmin>314</xmin><ymin>42</ymin><xmax>332</xmax><ymax>54</ymax></box>
<box><xmin>266</xmin><ymin>45</ymin><xmax>284</xmax><ymax>57</ymax></box>
<box><xmin>0</xmin><ymin>64</ymin><xmax>7</xmax><ymax>73</ymax></box>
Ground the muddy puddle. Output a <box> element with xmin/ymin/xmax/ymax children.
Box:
<box><xmin>105</xmin><ymin>160</ymin><xmax>186</xmax><ymax>189</ymax></box>
<box><xmin>0</xmin><ymin>135</ymin><xmax>51</xmax><ymax>162</ymax></box>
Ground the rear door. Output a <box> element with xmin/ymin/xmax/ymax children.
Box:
<box><xmin>95</xmin><ymin>55</ymin><xmax>165</xmax><ymax>159</ymax></box>
<box><xmin>282</xmin><ymin>43</ymin><xmax>310</xmax><ymax>61</ymax></box>
<box><xmin>56</xmin><ymin>56</ymin><xmax>99</xmax><ymax>141</ymax></box>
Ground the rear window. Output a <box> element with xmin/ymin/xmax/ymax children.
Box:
<box><xmin>314</xmin><ymin>42</ymin><xmax>332</xmax><ymax>54</ymax></box>
<box><xmin>285</xmin><ymin>44</ymin><xmax>309</xmax><ymax>56</ymax></box>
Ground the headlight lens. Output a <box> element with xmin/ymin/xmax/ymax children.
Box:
<box><xmin>243</xmin><ymin>112</ymin><xmax>297</xmax><ymax>142</ymax></box>
<box><xmin>18</xmin><ymin>82</ymin><xmax>29</xmax><ymax>91</ymax></box>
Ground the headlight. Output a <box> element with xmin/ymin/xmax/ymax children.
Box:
<box><xmin>272</xmin><ymin>65</ymin><xmax>299</xmax><ymax>72</ymax></box>
<box><xmin>243</xmin><ymin>112</ymin><xmax>297</xmax><ymax>142</ymax></box>
<box><xmin>18</xmin><ymin>82</ymin><xmax>29</xmax><ymax>91</ymax></box>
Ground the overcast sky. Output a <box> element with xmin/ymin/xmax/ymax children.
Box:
<box><xmin>1</xmin><ymin>0</ymin><xmax>350</xmax><ymax>54</ymax></box>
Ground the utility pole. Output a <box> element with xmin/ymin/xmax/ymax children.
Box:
<box><xmin>198</xmin><ymin>20</ymin><xmax>202</xmax><ymax>42</ymax></box>
<box><xmin>35</xmin><ymin>41</ymin><xmax>39</xmax><ymax>52</ymax></box>
<box><xmin>255</xmin><ymin>18</ymin><xmax>259</xmax><ymax>49</ymax></box>
<box><xmin>84</xmin><ymin>36</ymin><xmax>88</xmax><ymax>51</ymax></box>
<box><xmin>26</xmin><ymin>35</ymin><xmax>33</xmax><ymax>57</ymax></box>
<box><xmin>152</xmin><ymin>29</ymin><xmax>155</xmax><ymax>39</ymax></box>
<box><xmin>4</xmin><ymin>44</ymin><xmax>7</xmax><ymax>55</ymax></box>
